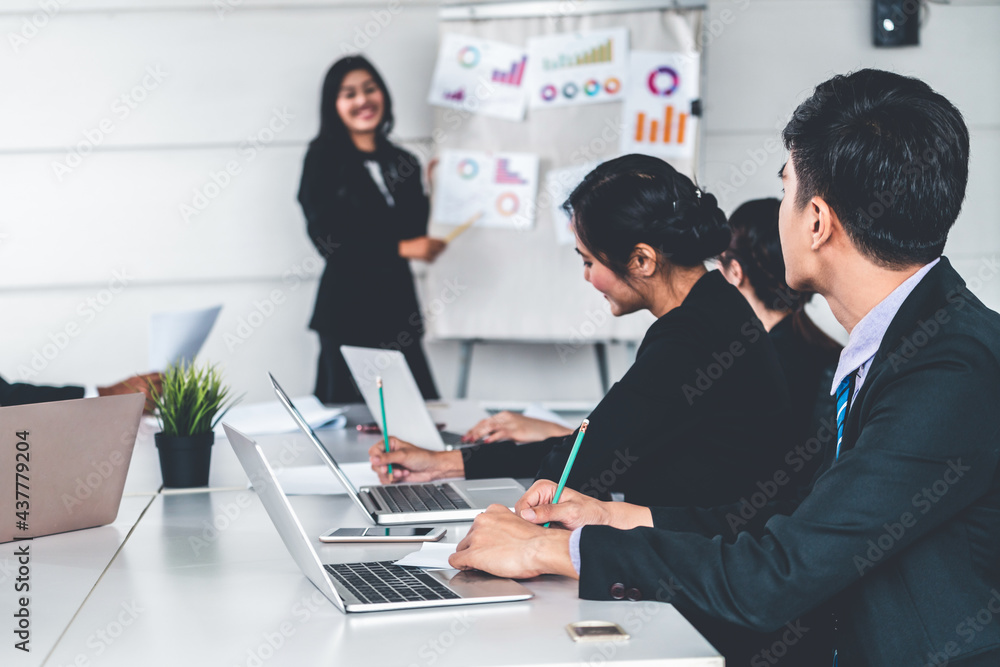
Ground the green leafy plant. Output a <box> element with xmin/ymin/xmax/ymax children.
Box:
<box><xmin>149</xmin><ymin>361</ymin><xmax>242</xmax><ymax>437</ymax></box>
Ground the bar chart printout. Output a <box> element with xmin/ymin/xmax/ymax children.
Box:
<box><xmin>621</xmin><ymin>50</ymin><xmax>700</xmax><ymax>160</ymax></box>
<box><xmin>433</xmin><ymin>150</ymin><xmax>540</xmax><ymax>230</ymax></box>
<box><xmin>542</xmin><ymin>38</ymin><xmax>613</xmax><ymax>70</ymax></box>
<box><xmin>428</xmin><ymin>33</ymin><xmax>528</xmax><ymax>120</ymax></box>
<box><xmin>493</xmin><ymin>56</ymin><xmax>527</xmax><ymax>85</ymax></box>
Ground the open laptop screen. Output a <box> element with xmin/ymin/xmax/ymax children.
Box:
<box><xmin>265</xmin><ymin>373</ymin><xmax>372</xmax><ymax>520</ymax></box>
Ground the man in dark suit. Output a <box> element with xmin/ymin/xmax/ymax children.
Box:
<box><xmin>0</xmin><ymin>376</ymin><xmax>86</xmax><ymax>405</ymax></box>
<box><xmin>1</xmin><ymin>373</ymin><xmax>161</xmax><ymax>410</ymax></box>
<box><xmin>448</xmin><ymin>69</ymin><xmax>1000</xmax><ymax>666</ymax></box>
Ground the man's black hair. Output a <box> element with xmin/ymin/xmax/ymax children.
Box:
<box><xmin>782</xmin><ymin>68</ymin><xmax>969</xmax><ymax>268</ymax></box>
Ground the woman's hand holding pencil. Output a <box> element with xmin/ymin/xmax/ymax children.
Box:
<box><xmin>514</xmin><ymin>480</ymin><xmax>654</xmax><ymax>531</ymax></box>
<box><xmin>368</xmin><ymin>437</ymin><xmax>464</xmax><ymax>484</ymax></box>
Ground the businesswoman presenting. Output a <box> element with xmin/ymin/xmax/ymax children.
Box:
<box><xmin>298</xmin><ymin>56</ymin><xmax>444</xmax><ymax>403</ymax></box>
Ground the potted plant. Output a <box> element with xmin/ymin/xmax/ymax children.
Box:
<box><xmin>149</xmin><ymin>361</ymin><xmax>241</xmax><ymax>488</ymax></box>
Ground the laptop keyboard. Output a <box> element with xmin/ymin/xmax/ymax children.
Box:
<box><xmin>325</xmin><ymin>561</ymin><xmax>460</xmax><ymax>605</ymax></box>
<box><xmin>377</xmin><ymin>484</ymin><xmax>471</xmax><ymax>513</ymax></box>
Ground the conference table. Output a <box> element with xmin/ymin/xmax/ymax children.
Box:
<box><xmin>3</xmin><ymin>402</ymin><xmax>723</xmax><ymax>667</ymax></box>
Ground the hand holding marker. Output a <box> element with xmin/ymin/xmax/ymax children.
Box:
<box><xmin>544</xmin><ymin>419</ymin><xmax>589</xmax><ymax>528</ymax></box>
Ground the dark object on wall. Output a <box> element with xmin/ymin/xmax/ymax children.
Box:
<box><xmin>874</xmin><ymin>0</ymin><xmax>920</xmax><ymax>47</ymax></box>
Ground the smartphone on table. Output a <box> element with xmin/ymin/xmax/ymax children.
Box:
<box><xmin>319</xmin><ymin>526</ymin><xmax>447</xmax><ymax>543</ymax></box>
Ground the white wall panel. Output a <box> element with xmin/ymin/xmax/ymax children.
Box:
<box><xmin>1</xmin><ymin>0</ymin><xmax>438</xmax><ymax>10</ymax></box>
<box><xmin>946</xmin><ymin>128</ymin><xmax>1000</xmax><ymax>259</ymax></box>
<box><xmin>0</xmin><ymin>5</ymin><xmax>440</xmax><ymax>150</ymax></box>
<box><xmin>0</xmin><ymin>279</ymin><xmax>320</xmax><ymax>402</ymax></box>
<box><xmin>701</xmin><ymin>132</ymin><xmax>785</xmax><ymax>213</ymax></box>
<box><xmin>0</xmin><ymin>146</ymin><xmax>318</xmax><ymax>286</ymax></box>
<box><xmin>702</xmin><ymin>0</ymin><xmax>1000</xmax><ymax>133</ymax></box>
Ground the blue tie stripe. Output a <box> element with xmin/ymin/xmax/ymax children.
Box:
<box><xmin>835</xmin><ymin>374</ymin><xmax>853</xmax><ymax>460</ymax></box>
<box><xmin>833</xmin><ymin>371</ymin><xmax>856</xmax><ymax>666</ymax></box>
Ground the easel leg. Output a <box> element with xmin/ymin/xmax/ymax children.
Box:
<box><xmin>457</xmin><ymin>340</ymin><xmax>475</xmax><ymax>399</ymax></box>
<box><xmin>595</xmin><ymin>342</ymin><xmax>609</xmax><ymax>395</ymax></box>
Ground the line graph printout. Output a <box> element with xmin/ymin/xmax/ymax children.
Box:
<box><xmin>433</xmin><ymin>150</ymin><xmax>540</xmax><ymax>230</ymax></box>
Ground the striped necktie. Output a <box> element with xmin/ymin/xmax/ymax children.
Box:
<box><xmin>835</xmin><ymin>371</ymin><xmax>857</xmax><ymax>461</ymax></box>
<box><xmin>833</xmin><ymin>369</ymin><xmax>857</xmax><ymax>667</ymax></box>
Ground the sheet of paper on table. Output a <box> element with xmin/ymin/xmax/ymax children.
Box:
<box><xmin>218</xmin><ymin>395</ymin><xmax>345</xmax><ymax>436</ymax></box>
<box><xmin>522</xmin><ymin>402</ymin><xmax>573</xmax><ymax>429</ymax></box>
<box><xmin>394</xmin><ymin>541</ymin><xmax>458</xmax><ymax>569</ymax></box>
<box><xmin>262</xmin><ymin>463</ymin><xmax>379</xmax><ymax>495</ymax></box>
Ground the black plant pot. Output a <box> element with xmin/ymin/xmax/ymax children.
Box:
<box><xmin>155</xmin><ymin>432</ymin><xmax>214</xmax><ymax>488</ymax></box>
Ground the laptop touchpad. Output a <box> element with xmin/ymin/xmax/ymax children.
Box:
<box><xmin>461</xmin><ymin>480</ymin><xmax>521</xmax><ymax>491</ymax></box>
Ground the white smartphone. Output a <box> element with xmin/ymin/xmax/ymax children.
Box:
<box><xmin>319</xmin><ymin>527</ymin><xmax>447</xmax><ymax>543</ymax></box>
<box><xmin>566</xmin><ymin>621</ymin><xmax>631</xmax><ymax>642</ymax></box>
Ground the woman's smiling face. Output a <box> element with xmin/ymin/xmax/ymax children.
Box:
<box><xmin>574</xmin><ymin>229</ymin><xmax>644</xmax><ymax>317</ymax></box>
<box><xmin>335</xmin><ymin>69</ymin><xmax>384</xmax><ymax>139</ymax></box>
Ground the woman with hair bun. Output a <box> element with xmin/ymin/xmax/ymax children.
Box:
<box><xmin>370</xmin><ymin>155</ymin><xmax>793</xmax><ymax>509</ymax></box>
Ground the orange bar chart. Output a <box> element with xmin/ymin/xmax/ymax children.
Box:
<box><xmin>633</xmin><ymin>106</ymin><xmax>691</xmax><ymax>147</ymax></box>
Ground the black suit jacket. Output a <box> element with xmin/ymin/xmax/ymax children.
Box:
<box><xmin>0</xmin><ymin>376</ymin><xmax>84</xmax><ymax>406</ymax></box>
<box><xmin>578</xmin><ymin>258</ymin><xmax>1000</xmax><ymax>666</ymax></box>
<box><xmin>297</xmin><ymin>139</ymin><xmax>429</xmax><ymax>342</ymax></box>
<box><xmin>465</xmin><ymin>271</ymin><xmax>793</xmax><ymax>509</ymax></box>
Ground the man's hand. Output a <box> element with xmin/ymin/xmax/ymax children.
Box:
<box><xmin>514</xmin><ymin>480</ymin><xmax>654</xmax><ymax>531</ymax></box>
<box><xmin>368</xmin><ymin>436</ymin><xmax>464</xmax><ymax>484</ymax></box>
<box><xmin>449</xmin><ymin>505</ymin><xmax>578</xmax><ymax>579</ymax></box>
<box><xmin>399</xmin><ymin>236</ymin><xmax>447</xmax><ymax>262</ymax></box>
<box><xmin>98</xmin><ymin>372</ymin><xmax>163</xmax><ymax>415</ymax></box>
<box><xmin>461</xmin><ymin>411</ymin><xmax>573</xmax><ymax>444</ymax></box>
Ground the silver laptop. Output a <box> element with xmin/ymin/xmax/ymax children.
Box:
<box><xmin>1</xmin><ymin>393</ymin><xmax>144</xmax><ymax>543</ymax></box>
<box><xmin>339</xmin><ymin>345</ymin><xmax>469</xmax><ymax>450</ymax></box>
<box><xmin>268</xmin><ymin>373</ymin><xmax>525</xmax><ymax>524</ymax></box>
<box><xmin>224</xmin><ymin>424</ymin><xmax>533</xmax><ymax>613</ymax></box>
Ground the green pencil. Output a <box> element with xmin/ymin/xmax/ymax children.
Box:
<box><xmin>544</xmin><ymin>419</ymin><xmax>589</xmax><ymax>528</ymax></box>
<box><xmin>377</xmin><ymin>377</ymin><xmax>392</xmax><ymax>477</ymax></box>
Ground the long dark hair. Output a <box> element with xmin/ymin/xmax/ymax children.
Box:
<box><xmin>721</xmin><ymin>198</ymin><xmax>841</xmax><ymax>352</ymax></box>
<box><xmin>563</xmin><ymin>154</ymin><xmax>730</xmax><ymax>279</ymax></box>
<box><xmin>314</xmin><ymin>55</ymin><xmax>394</xmax><ymax>150</ymax></box>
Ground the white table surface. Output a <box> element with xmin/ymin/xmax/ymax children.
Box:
<box><xmin>4</xmin><ymin>401</ymin><xmax>722</xmax><ymax>667</ymax></box>
<box><xmin>45</xmin><ymin>491</ymin><xmax>722</xmax><ymax>667</ymax></box>
<box><xmin>1</xmin><ymin>496</ymin><xmax>155</xmax><ymax>667</ymax></box>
